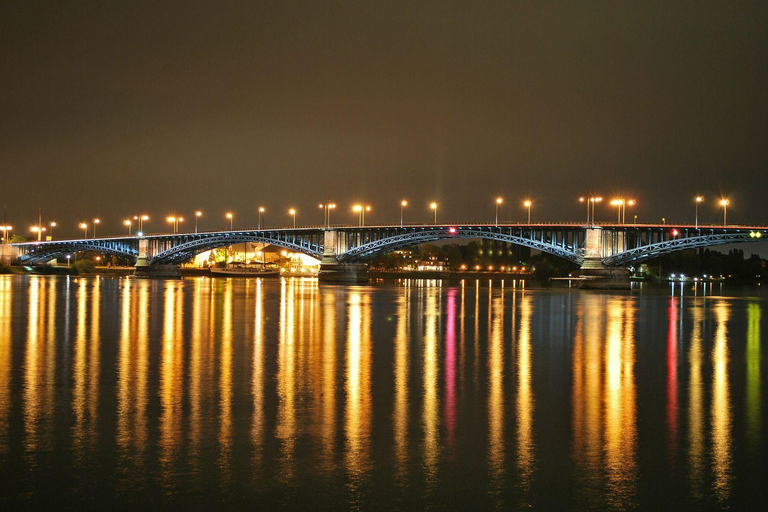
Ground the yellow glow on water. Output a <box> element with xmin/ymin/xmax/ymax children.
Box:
<box><xmin>0</xmin><ymin>277</ymin><xmax>11</xmax><ymax>455</ymax></box>
<box><xmin>746</xmin><ymin>302</ymin><xmax>761</xmax><ymax>451</ymax></box>
<box><xmin>160</xmin><ymin>282</ymin><xmax>184</xmax><ymax>481</ymax></box>
<box><xmin>393</xmin><ymin>287</ymin><xmax>410</xmax><ymax>481</ymax></box>
<box><xmin>117</xmin><ymin>278</ymin><xmax>132</xmax><ymax>454</ymax></box>
<box><xmin>277</xmin><ymin>278</ymin><xmax>297</xmax><ymax>480</ymax></box>
<box><xmin>345</xmin><ymin>291</ymin><xmax>372</xmax><ymax>496</ymax></box>
<box><xmin>319</xmin><ymin>285</ymin><xmax>337</xmax><ymax>473</ymax></box>
<box><xmin>687</xmin><ymin>304</ymin><xmax>705</xmax><ymax>498</ymax></box>
<box><xmin>711</xmin><ymin>301</ymin><xmax>732</xmax><ymax>502</ymax></box>
<box><xmin>487</xmin><ymin>291</ymin><xmax>505</xmax><ymax>496</ymax></box>
<box><xmin>219</xmin><ymin>279</ymin><xmax>233</xmax><ymax>485</ymax></box>
<box><xmin>23</xmin><ymin>278</ymin><xmax>41</xmax><ymax>452</ymax></box>
<box><xmin>603</xmin><ymin>298</ymin><xmax>637</xmax><ymax>509</ymax></box>
<box><xmin>422</xmin><ymin>288</ymin><xmax>440</xmax><ymax>486</ymax></box>
<box><xmin>516</xmin><ymin>293</ymin><xmax>534</xmax><ymax>495</ymax></box>
<box><xmin>251</xmin><ymin>279</ymin><xmax>265</xmax><ymax>465</ymax></box>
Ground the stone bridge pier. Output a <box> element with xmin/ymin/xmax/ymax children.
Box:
<box><xmin>134</xmin><ymin>238</ymin><xmax>181</xmax><ymax>278</ymax></box>
<box><xmin>578</xmin><ymin>227</ymin><xmax>631</xmax><ymax>289</ymax></box>
<box><xmin>318</xmin><ymin>230</ymin><xmax>369</xmax><ymax>283</ymax></box>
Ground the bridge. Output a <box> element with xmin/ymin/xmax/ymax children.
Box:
<box><xmin>8</xmin><ymin>223</ymin><xmax>768</xmax><ymax>286</ymax></box>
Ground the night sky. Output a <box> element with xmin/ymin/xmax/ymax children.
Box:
<box><xmin>2</xmin><ymin>2</ymin><xmax>767</xmax><ymax>237</ymax></box>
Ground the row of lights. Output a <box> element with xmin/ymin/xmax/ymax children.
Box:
<box><xmin>12</xmin><ymin>194</ymin><xmax>740</xmax><ymax>242</ymax></box>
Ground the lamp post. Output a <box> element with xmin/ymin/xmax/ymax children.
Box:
<box><xmin>93</xmin><ymin>218</ymin><xmax>100</xmax><ymax>238</ymax></box>
<box><xmin>523</xmin><ymin>200</ymin><xmax>532</xmax><ymax>224</ymax></box>
<box><xmin>720</xmin><ymin>199</ymin><xmax>729</xmax><ymax>226</ymax></box>
<box><xmin>610</xmin><ymin>199</ymin><xmax>624</xmax><ymax>223</ymax></box>
<box><xmin>30</xmin><ymin>226</ymin><xmax>45</xmax><ymax>242</ymax></box>
<box><xmin>625</xmin><ymin>200</ymin><xmax>636</xmax><ymax>224</ymax></box>
<box><xmin>400</xmin><ymin>200</ymin><xmax>407</xmax><ymax>227</ymax></box>
<box><xmin>134</xmin><ymin>215</ymin><xmax>149</xmax><ymax>233</ymax></box>
<box><xmin>495</xmin><ymin>197</ymin><xmax>503</xmax><ymax>226</ymax></box>
<box><xmin>0</xmin><ymin>226</ymin><xmax>11</xmax><ymax>244</ymax></box>
<box><xmin>288</xmin><ymin>208</ymin><xmax>296</xmax><ymax>228</ymax></box>
<box><xmin>695</xmin><ymin>196</ymin><xmax>704</xmax><ymax>229</ymax></box>
<box><xmin>195</xmin><ymin>211</ymin><xmax>202</xmax><ymax>233</ymax></box>
<box><xmin>352</xmin><ymin>205</ymin><xmax>371</xmax><ymax>227</ymax></box>
<box><xmin>123</xmin><ymin>219</ymin><xmax>132</xmax><ymax>235</ymax></box>
<box><xmin>226</xmin><ymin>212</ymin><xmax>233</xmax><ymax>231</ymax></box>
<box><xmin>258</xmin><ymin>207</ymin><xmax>265</xmax><ymax>230</ymax></box>
<box><xmin>166</xmin><ymin>216</ymin><xmax>183</xmax><ymax>233</ymax></box>
<box><xmin>49</xmin><ymin>221</ymin><xmax>56</xmax><ymax>240</ymax></box>
<box><xmin>430</xmin><ymin>202</ymin><xmax>437</xmax><ymax>224</ymax></box>
<box><xmin>319</xmin><ymin>202</ymin><xmax>336</xmax><ymax>227</ymax></box>
<box><xmin>79</xmin><ymin>223</ymin><xmax>88</xmax><ymax>238</ymax></box>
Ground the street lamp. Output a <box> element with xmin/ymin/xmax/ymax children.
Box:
<box><xmin>166</xmin><ymin>216</ymin><xmax>183</xmax><ymax>234</ymax></box>
<box><xmin>195</xmin><ymin>211</ymin><xmax>202</xmax><ymax>233</ymax></box>
<box><xmin>30</xmin><ymin>226</ymin><xmax>45</xmax><ymax>242</ymax></box>
<box><xmin>49</xmin><ymin>221</ymin><xmax>56</xmax><ymax>240</ymax></box>
<box><xmin>495</xmin><ymin>197</ymin><xmax>503</xmax><ymax>226</ymax></box>
<box><xmin>288</xmin><ymin>208</ymin><xmax>296</xmax><ymax>228</ymax></box>
<box><xmin>123</xmin><ymin>219</ymin><xmax>132</xmax><ymax>235</ymax></box>
<box><xmin>134</xmin><ymin>215</ymin><xmax>149</xmax><ymax>233</ymax></box>
<box><xmin>523</xmin><ymin>200</ymin><xmax>532</xmax><ymax>224</ymax></box>
<box><xmin>79</xmin><ymin>223</ymin><xmax>88</xmax><ymax>238</ymax></box>
<box><xmin>0</xmin><ymin>226</ymin><xmax>11</xmax><ymax>244</ymax></box>
<box><xmin>695</xmin><ymin>196</ymin><xmax>704</xmax><ymax>229</ymax></box>
<box><xmin>720</xmin><ymin>198</ymin><xmax>729</xmax><ymax>226</ymax></box>
<box><xmin>258</xmin><ymin>207</ymin><xmax>265</xmax><ymax>230</ymax></box>
<box><xmin>319</xmin><ymin>202</ymin><xmax>336</xmax><ymax>227</ymax></box>
<box><xmin>400</xmin><ymin>200</ymin><xmax>407</xmax><ymax>227</ymax></box>
<box><xmin>93</xmin><ymin>218</ymin><xmax>100</xmax><ymax>238</ymax></box>
<box><xmin>352</xmin><ymin>204</ymin><xmax>371</xmax><ymax>227</ymax></box>
<box><xmin>430</xmin><ymin>202</ymin><xmax>438</xmax><ymax>224</ymax></box>
<box><xmin>226</xmin><ymin>212</ymin><xmax>233</xmax><ymax>231</ymax></box>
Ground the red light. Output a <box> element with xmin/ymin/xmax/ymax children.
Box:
<box><xmin>448</xmin><ymin>227</ymin><xmax>457</xmax><ymax>234</ymax></box>
<box><xmin>671</xmin><ymin>229</ymin><xmax>678</xmax><ymax>236</ymax></box>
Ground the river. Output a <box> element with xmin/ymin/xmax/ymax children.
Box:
<box><xmin>0</xmin><ymin>275</ymin><xmax>765</xmax><ymax>509</ymax></box>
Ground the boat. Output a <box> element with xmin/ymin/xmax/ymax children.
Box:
<box><xmin>210</xmin><ymin>262</ymin><xmax>280</xmax><ymax>277</ymax></box>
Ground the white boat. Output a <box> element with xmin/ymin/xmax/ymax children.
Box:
<box><xmin>210</xmin><ymin>263</ymin><xmax>280</xmax><ymax>277</ymax></box>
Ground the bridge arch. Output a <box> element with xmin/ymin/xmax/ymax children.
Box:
<box><xmin>149</xmin><ymin>232</ymin><xmax>323</xmax><ymax>265</ymax></box>
<box><xmin>337</xmin><ymin>227</ymin><xmax>583</xmax><ymax>264</ymax></box>
<box><xmin>17</xmin><ymin>241</ymin><xmax>139</xmax><ymax>265</ymax></box>
<box><xmin>604</xmin><ymin>232</ymin><xmax>768</xmax><ymax>266</ymax></box>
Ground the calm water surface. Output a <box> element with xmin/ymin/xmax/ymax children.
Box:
<box><xmin>0</xmin><ymin>275</ymin><xmax>766</xmax><ymax>510</ymax></box>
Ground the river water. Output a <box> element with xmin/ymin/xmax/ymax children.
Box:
<box><xmin>0</xmin><ymin>275</ymin><xmax>766</xmax><ymax>510</ymax></box>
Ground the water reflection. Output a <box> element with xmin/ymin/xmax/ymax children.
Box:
<box><xmin>72</xmin><ymin>278</ymin><xmax>100</xmax><ymax>463</ymax></box>
<box><xmin>160</xmin><ymin>282</ymin><xmax>185</xmax><ymax>487</ymax></box>
<box><xmin>0</xmin><ymin>277</ymin><xmax>11</xmax><ymax>454</ymax></box>
<box><xmin>1</xmin><ymin>277</ymin><xmax>765</xmax><ymax>510</ymax></box>
<box><xmin>516</xmin><ymin>293</ymin><xmax>534</xmax><ymax>499</ymax></box>
<box><xmin>487</xmin><ymin>289</ymin><xmax>505</xmax><ymax>499</ymax></box>
<box><xmin>423</xmin><ymin>287</ymin><xmax>440</xmax><ymax>488</ymax></box>
<box><xmin>711</xmin><ymin>301</ymin><xmax>732</xmax><ymax>502</ymax></box>
<box><xmin>746</xmin><ymin>302</ymin><xmax>761</xmax><ymax>452</ymax></box>
<box><xmin>345</xmin><ymin>290</ymin><xmax>372</xmax><ymax>501</ymax></box>
<box><xmin>393</xmin><ymin>287</ymin><xmax>410</xmax><ymax>481</ymax></box>
<box><xmin>687</xmin><ymin>304</ymin><xmax>705</xmax><ymax>500</ymax></box>
<box><xmin>572</xmin><ymin>296</ymin><xmax>637</xmax><ymax>509</ymax></box>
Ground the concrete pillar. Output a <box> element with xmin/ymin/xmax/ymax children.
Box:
<box><xmin>0</xmin><ymin>244</ymin><xmax>18</xmax><ymax>266</ymax></box>
<box><xmin>578</xmin><ymin>227</ymin><xmax>630</xmax><ymax>289</ymax></box>
<box><xmin>317</xmin><ymin>230</ymin><xmax>369</xmax><ymax>283</ymax></box>
<box><xmin>133</xmin><ymin>238</ymin><xmax>180</xmax><ymax>278</ymax></box>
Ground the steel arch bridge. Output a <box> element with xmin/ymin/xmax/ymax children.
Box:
<box><xmin>604</xmin><ymin>228</ymin><xmax>768</xmax><ymax>266</ymax></box>
<box><xmin>10</xmin><ymin>223</ymin><xmax>768</xmax><ymax>269</ymax></box>
<box><xmin>334</xmin><ymin>225</ymin><xmax>583</xmax><ymax>263</ymax></box>
<box><xmin>16</xmin><ymin>239</ymin><xmax>139</xmax><ymax>264</ymax></box>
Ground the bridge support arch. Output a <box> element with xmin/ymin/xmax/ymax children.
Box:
<box><xmin>318</xmin><ymin>230</ymin><xmax>369</xmax><ymax>283</ymax></box>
